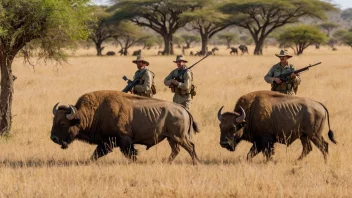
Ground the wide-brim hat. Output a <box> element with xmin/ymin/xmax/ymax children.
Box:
<box><xmin>132</xmin><ymin>55</ymin><xmax>149</xmax><ymax>66</ymax></box>
<box><xmin>275</xmin><ymin>49</ymin><xmax>292</xmax><ymax>58</ymax></box>
<box><xmin>173</xmin><ymin>55</ymin><xmax>188</xmax><ymax>63</ymax></box>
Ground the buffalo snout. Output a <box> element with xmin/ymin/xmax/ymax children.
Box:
<box><xmin>51</xmin><ymin>135</ymin><xmax>60</xmax><ymax>144</ymax></box>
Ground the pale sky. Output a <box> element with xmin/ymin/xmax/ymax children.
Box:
<box><xmin>333</xmin><ymin>0</ymin><xmax>352</xmax><ymax>9</ymax></box>
<box><xmin>92</xmin><ymin>0</ymin><xmax>352</xmax><ymax>10</ymax></box>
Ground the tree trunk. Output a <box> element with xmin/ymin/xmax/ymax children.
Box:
<box><xmin>170</xmin><ymin>35</ymin><xmax>174</xmax><ymax>55</ymax></box>
<box><xmin>0</xmin><ymin>56</ymin><xmax>14</xmax><ymax>135</ymax></box>
<box><xmin>95</xmin><ymin>41</ymin><xmax>104</xmax><ymax>56</ymax></box>
<box><xmin>162</xmin><ymin>35</ymin><xmax>170</xmax><ymax>55</ymax></box>
<box><xmin>200</xmin><ymin>34</ymin><xmax>209</xmax><ymax>55</ymax></box>
<box><xmin>226</xmin><ymin>40</ymin><xmax>231</xmax><ymax>49</ymax></box>
<box><xmin>253</xmin><ymin>37</ymin><xmax>265</xmax><ymax>55</ymax></box>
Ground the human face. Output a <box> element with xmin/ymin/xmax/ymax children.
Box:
<box><xmin>279</xmin><ymin>56</ymin><xmax>288</xmax><ymax>65</ymax></box>
<box><xmin>176</xmin><ymin>61</ymin><xmax>186</xmax><ymax>70</ymax></box>
<box><xmin>136</xmin><ymin>61</ymin><xmax>146</xmax><ymax>70</ymax></box>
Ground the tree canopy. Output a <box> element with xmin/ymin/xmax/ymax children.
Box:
<box><xmin>341</xmin><ymin>8</ymin><xmax>352</xmax><ymax>20</ymax></box>
<box><xmin>88</xmin><ymin>6</ymin><xmax>121</xmax><ymax>56</ymax></box>
<box><xmin>218</xmin><ymin>32</ymin><xmax>237</xmax><ymax>48</ymax></box>
<box><xmin>277</xmin><ymin>25</ymin><xmax>327</xmax><ymax>55</ymax></box>
<box><xmin>181</xmin><ymin>1</ymin><xmax>233</xmax><ymax>55</ymax></box>
<box><xmin>115</xmin><ymin>21</ymin><xmax>150</xmax><ymax>55</ymax></box>
<box><xmin>111</xmin><ymin>0</ymin><xmax>208</xmax><ymax>55</ymax></box>
<box><xmin>0</xmin><ymin>0</ymin><xmax>93</xmax><ymax>135</ymax></box>
<box><xmin>318</xmin><ymin>22</ymin><xmax>339</xmax><ymax>37</ymax></box>
<box><xmin>220</xmin><ymin>0</ymin><xmax>337</xmax><ymax>55</ymax></box>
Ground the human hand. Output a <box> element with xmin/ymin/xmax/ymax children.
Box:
<box><xmin>171</xmin><ymin>79</ymin><xmax>179</xmax><ymax>85</ymax></box>
<box><xmin>274</xmin><ymin>78</ymin><xmax>282</xmax><ymax>84</ymax></box>
<box><xmin>290</xmin><ymin>73</ymin><xmax>298</xmax><ymax>79</ymax></box>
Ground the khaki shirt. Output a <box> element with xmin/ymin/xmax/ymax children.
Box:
<box><xmin>264</xmin><ymin>63</ymin><xmax>301</xmax><ymax>95</ymax></box>
<box><xmin>164</xmin><ymin>68</ymin><xmax>193</xmax><ymax>104</ymax></box>
<box><xmin>133</xmin><ymin>69</ymin><xmax>154</xmax><ymax>97</ymax></box>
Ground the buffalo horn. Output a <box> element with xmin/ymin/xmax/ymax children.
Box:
<box><xmin>66</xmin><ymin>105</ymin><xmax>76</xmax><ymax>120</ymax></box>
<box><xmin>235</xmin><ymin>106</ymin><xmax>246</xmax><ymax>123</ymax></box>
<box><xmin>217</xmin><ymin>106</ymin><xmax>224</xmax><ymax>121</ymax></box>
<box><xmin>53</xmin><ymin>102</ymin><xmax>59</xmax><ymax>115</ymax></box>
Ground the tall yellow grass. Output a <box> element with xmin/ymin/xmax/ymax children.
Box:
<box><xmin>0</xmin><ymin>45</ymin><xmax>351</xmax><ymax>197</ymax></box>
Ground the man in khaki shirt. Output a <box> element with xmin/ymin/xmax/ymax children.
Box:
<box><xmin>164</xmin><ymin>55</ymin><xmax>193</xmax><ymax>109</ymax></box>
<box><xmin>130</xmin><ymin>55</ymin><xmax>155</xmax><ymax>97</ymax></box>
<box><xmin>264</xmin><ymin>50</ymin><xmax>301</xmax><ymax>95</ymax></box>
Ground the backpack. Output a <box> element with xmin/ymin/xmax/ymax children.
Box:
<box><xmin>190</xmin><ymin>84</ymin><xmax>197</xmax><ymax>98</ymax></box>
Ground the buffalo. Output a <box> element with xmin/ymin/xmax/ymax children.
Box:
<box><xmin>238</xmin><ymin>45</ymin><xmax>249</xmax><ymax>55</ymax></box>
<box><xmin>217</xmin><ymin>91</ymin><xmax>336</xmax><ymax>162</ymax></box>
<box><xmin>106</xmin><ymin>51</ymin><xmax>116</xmax><ymax>56</ymax></box>
<box><xmin>50</xmin><ymin>91</ymin><xmax>200</xmax><ymax>164</ymax></box>
<box><xmin>230</xmin><ymin>47</ymin><xmax>238</xmax><ymax>55</ymax></box>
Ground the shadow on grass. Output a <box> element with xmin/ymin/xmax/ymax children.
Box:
<box><xmin>0</xmin><ymin>159</ymin><xmax>97</xmax><ymax>168</ymax></box>
<box><xmin>0</xmin><ymin>156</ymin><xmax>263</xmax><ymax>168</ymax></box>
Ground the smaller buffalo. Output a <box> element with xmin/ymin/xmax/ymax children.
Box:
<box><xmin>230</xmin><ymin>47</ymin><xmax>238</xmax><ymax>55</ymax></box>
<box><xmin>238</xmin><ymin>45</ymin><xmax>249</xmax><ymax>55</ymax></box>
<box><xmin>218</xmin><ymin>91</ymin><xmax>336</xmax><ymax>162</ymax></box>
<box><xmin>106</xmin><ymin>51</ymin><xmax>116</xmax><ymax>56</ymax></box>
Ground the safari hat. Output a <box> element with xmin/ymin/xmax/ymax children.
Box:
<box><xmin>173</xmin><ymin>55</ymin><xmax>188</xmax><ymax>63</ymax></box>
<box><xmin>275</xmin><ymin>49</ymin><xmax>292</xmax><ymax>58</ymax></box>
<box><xmin>132</xmin><ymin>55</ymin><xmax>149</xmax><ymax>66</ymax></box>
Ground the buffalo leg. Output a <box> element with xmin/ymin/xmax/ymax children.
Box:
<box><xmin>90</xmin><ymin>143</ymin><xmax>115</xmax><ymax>161</ymax></box>
<box><xmin>263</xmin><ymin>141</ymin><xmax>275</xmax><ymax>161</ymax></box>
<box><xmin>119</xmin><ymin>136</ymin><xmax>138</xmax><ymax>162</ymax></box>
<box><xmin>247</xmin><ymin>144</ymin><xmax>259</xmax><ymax>161</ymax></box>
<box><xmin>311</xmin><ymin>136</ymin><xmax>328</xmax><ymax>162</ymax></box>
<box><xmin>298</xmin><ymin>134</ymin><xmax>313</xmax><ymax>160</ymax></box>
<box><xmin>179</xmin><ymin>140</ymin><xmax>199</xmax><ymax>165</ymax></box>
<box><xmin>167</xmin><ymin>138</ymin><xmax>180</xmax><ymax>163</ymax></box>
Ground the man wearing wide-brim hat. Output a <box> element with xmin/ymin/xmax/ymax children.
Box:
<box><xmin>129</xmin><ymin>55</ymin><xmax>156</xmax><ymax>97</ymax></box>
<box><xmin>264</xmin><ymin>49</ymin><xmax>301</xmax><ymax>95</ymax></box>
<box><xmin>164</xmin><ymin>55</ymin><xmax>194</xmax><ymax>109</ymax></box>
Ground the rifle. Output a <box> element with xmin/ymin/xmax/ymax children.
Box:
<box><xmin>272</xmin><ymin>62</ymin><xmax>321</xmax><ymax>91</ymax></box>
<box><xmin>122</xmin><ymin>69</ymin><xmax>147</xmax><ymax>93</ymax></box>
<box><xmin>169</xmin><ymin>52</ymin><xmax>211</xmax><ymax>90</ymax></box>
<box><xmin>174</xmin><ymin>52</ymin><xmax>211</xmax><ymax>80</ymax></box>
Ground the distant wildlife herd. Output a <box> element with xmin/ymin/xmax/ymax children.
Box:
<box><xmin>105</xmin><ymin>45</ymin><xmax>250</xmax><ymax>56</ymax></box>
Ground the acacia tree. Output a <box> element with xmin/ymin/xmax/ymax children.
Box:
<box><xmin>218</xmin><ymin>32</ymin><xmax>237</xmax><ymax>48</ymax></box>
<box><xmin>0</xmin><ymin>0</ymin><xmax>92</xmax><ymax>135</ymax></box>
<box><xmin>181</xmin><ymin>34</ymin><xmax>200</xmax><ymax>48</ymax></box>
<box><xmin>89</xmin><ymin>6</ymin><xmax>120</xmax><ymax>56</ymax></box>
<box><xmin>115</xmin><ymin>21</ymin><xmax>150</xmax><ymax>55</ymax></box>
<box><xmin>277</xmin><ymin>25</ymin><xmax>327</xmax><ymax>55</ymax></box>
<box><xmin>181</xmin><ymin>3</ymin><xmax>234</xmax><ymax>55</ymax></box>
<box><xmin>341</xmin><ymin>8</ymin><xmax>352</xmax><ymax>20</ymax></box>
<box><xmin>111</xmin><ymin>0</ymin><xmax>207</xmax><ymax>55</ymax></box>
<box><xmin>220</xmin><ymin>0</ymin><xmax>336</xmax><ymax>55</ymax></box>
<box><xmin>318</xmin><ymin>22</ymin><xmax>339</xmax><ymax>37</ymax></box>
<box><xmin>343</xmin><ymin>33</ymin><xmax>352</xmax><ymax>48</ymax></box>
<box><xmin>332</xmin><ymin>29</ymin><xmax>352</xmax><ymax>48</ymax></box>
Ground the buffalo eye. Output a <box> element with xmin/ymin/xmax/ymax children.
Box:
<box><xmin>60</xmin><ymin>122</ymin><xmax>69</xmax><ymax>127</ymax></box>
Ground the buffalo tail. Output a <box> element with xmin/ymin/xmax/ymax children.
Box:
<box><xmin>318</xmin><ymin>102</ymin><xmax>337</xmax><ymax>144</ymax></box>
<box><xmin>193</xmin><ymin>121</ymin><xmax>200</xmax><ymax>133</ymax></box>
<box><xmin>328</xmin><ymin>130</ymin><xmax>337</xmax><ymax>144</ymax></box>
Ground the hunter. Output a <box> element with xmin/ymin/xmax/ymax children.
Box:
<box><xmin>264</xmin><ymin>50</ymin><xmax>301</xmax><ymax>95</ymax></box>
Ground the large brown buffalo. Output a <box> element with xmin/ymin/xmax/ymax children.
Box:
<box><xmin>217</xmin><ymin>91</ymin><xmax>337</xmax><ymax>162</ymax></box>
<box><xmin>50</xmin><ymin>90</ymin><xmax>200</xmax><ymax>164</ymax></box>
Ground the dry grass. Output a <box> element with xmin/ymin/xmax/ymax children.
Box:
<box><xmin>0</xmin><ymin>45</ymin><xmax>351</xmax><ymax>197</ymax></box>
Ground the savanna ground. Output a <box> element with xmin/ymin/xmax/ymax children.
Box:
<box><xmin>0</xmin><ymin>44</ymin><xmax>351</xmax><ymax>197</ymax></box>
